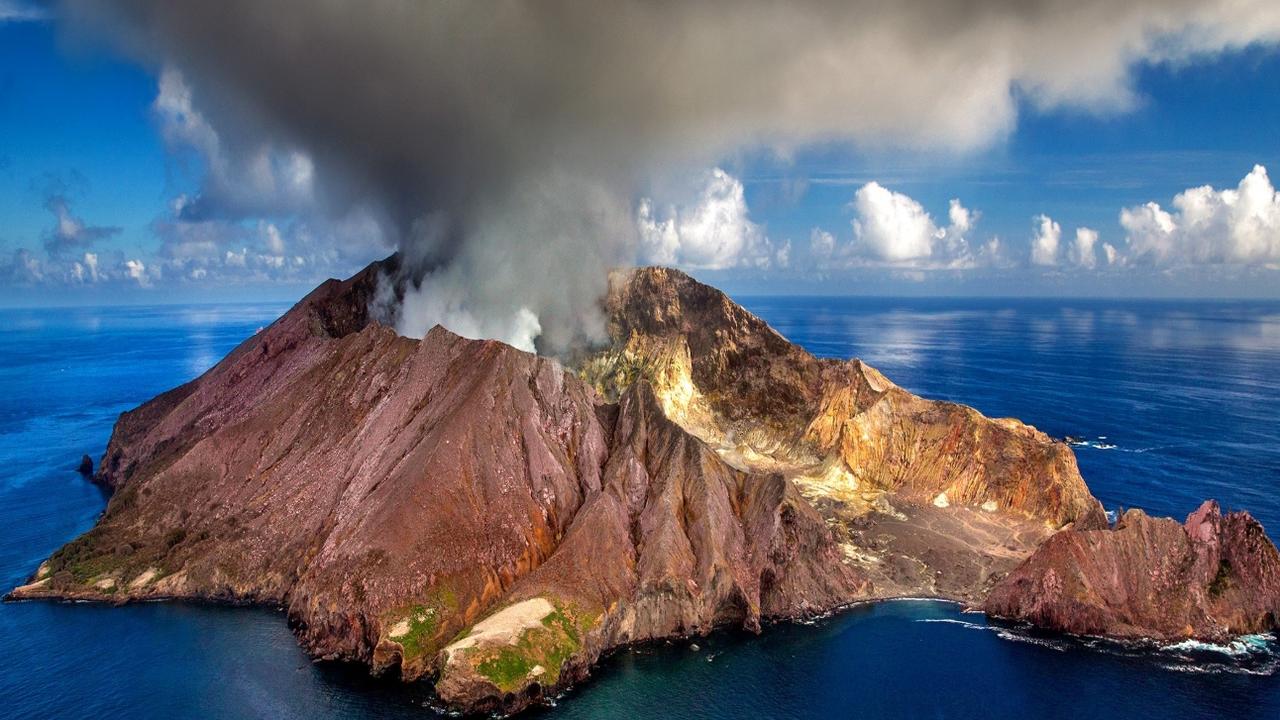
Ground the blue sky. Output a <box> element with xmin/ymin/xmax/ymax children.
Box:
<box><xmin>746</xmin><ymin>46</ymin><xmax>1280</xmax><ymax>249</ymax></box>
<box><xmin>3</xmin><ymin>4</ymin><xmax>1280</xmax><ymax>307</ymax></box>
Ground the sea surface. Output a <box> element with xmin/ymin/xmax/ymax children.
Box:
<box><xmin>1</xmin><ymin>297</ymin><xmax>1279</xmax><ymax>719</ymax></box>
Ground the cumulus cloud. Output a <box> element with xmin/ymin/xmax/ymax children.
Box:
<box><xmin>852</xmin><ymin>183</ymin><xmax>938</xmax><ymax>262</ymax></box>
<box><xmin>1103</xmin><ymin>242</ymin><xmax>1122</xmax><ymax>266</ymax></box>
<box><xmin>0</xmin><ymin>178</ymin><xmax>157</xmax><ymax>288</ymax></box>
<box><xmin>1121</xmin><ymin>165</ymin><xmax>1280</xmax><ymax>265</ymax></box>
<box><xmin>57</xmin><ymin>1</ymin><xmax>1280</xmax><ymax>347</ymax></box>
<box><xmin>1069</xmin><ymin>227</ymin><xmax>1100</xmax><ymax>269</ymax></box>
<box><xmin>1030</xmin><ymin>215</ymin><xmax>1062</xmax><ymax>266</ymax></box>
<box><xmin>1029</xmin><ymin>217</ymin><xmax>1117</xmax><ymax>268</ymax></box>
<box><xmin>849</xmin><ymin>184</ymin><xmax>978</xmax><ymax>267</ymax></box>
<box><xmin>810</xmin><ymin>228</ymin><xmax>836</xmax><ymax>260</ymax></box>
<box><xmin>0</xmin><ymin>244</ymin><xmax>162</xmax><ymax>287</ymax></box>
<box><xmin>637</xmin><ymin>169</ymin><xmax>778</xmax><ymax>270</ymax></box>
<box><xmin>123</xmin><ymin>258</ymin><xmax>151</xmax><ymax>286</ymax></box>
<box><xmin>70</xmin><ymin>252</ymin><xmax>99</xmax><ymax>283</ymax></box>
<box><xmin>800</xmin><ymin>184</ymin><xmax>1002</xmax><ymax>272</ymax></box>
<box><xmin>151</xmin><ymin>203</ymin><xmax>387</xmax><ymax>284</ymax></box>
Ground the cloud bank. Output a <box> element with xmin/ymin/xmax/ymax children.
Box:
<box><xmin>1121</xmin><ymin>165</ymin><xmax>1280</xmax><ymax>266</ymax></box>
<box><xmin>799</xmin><ymin>165</ymin><xmax>1280</xmax><ymax>276</ymax></box>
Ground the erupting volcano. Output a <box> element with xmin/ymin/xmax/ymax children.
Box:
<box><xmin>10</xmin><ymin>260</ymin><xmax>1280</xmax><ymax>715</ymax></box>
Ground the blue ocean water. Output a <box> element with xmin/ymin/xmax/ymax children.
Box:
<box><xmin>1</xmin><ymin>298</ymin><xmax>1279</xmax><ymax>719</ymax></box>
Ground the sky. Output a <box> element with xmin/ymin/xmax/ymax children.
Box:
<box><xmin>2</xmin><ymin>1</ymin><xmax>1280</xmax><ymax>327</ymax></box>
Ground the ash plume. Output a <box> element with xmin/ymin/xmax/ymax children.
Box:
<box><xmin>58</xmin><ymin>0</ymin><xmax>1280</xmax><ymax>352</ymax></box>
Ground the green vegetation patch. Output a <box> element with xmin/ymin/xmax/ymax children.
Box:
<box><xmin>471</xmin><ymin>600</ymin><xmax>592</xmax><ymax>694</ymax></box>
<box><xmin>476</xmin><ymin>646</ymin><xmax>539</xmax><ymax>691</ymax></box>
<box><xmin>47</xmin><ymin>529</ymin><xmax>118</xmax><ymax>584</ymax></box>
<box><xmin>386</xmin><ymin>584</ymin><xmax>460</xmax><ymax>663</ymax></box>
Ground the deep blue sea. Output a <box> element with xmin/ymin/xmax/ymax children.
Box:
<box><xmin>2</xmin><ymin>297</ymin><xmax>1279</xmax><ymax>719</ymax></box>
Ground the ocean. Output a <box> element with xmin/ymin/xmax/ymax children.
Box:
<box><xmin>1</xmin><ymin>297</ymin><xmax>1278</xmax><ymax>719</ymax></box>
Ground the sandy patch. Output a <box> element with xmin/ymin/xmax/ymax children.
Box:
<box><xmin>94</xmin><ymin>577</ymin><xmax>116</xmax><ymax>590</ymax></box>
<box><xmin>129</xmin><ymin>568</ymin><xmax>158</xmax><ymax>589</ymax></box>
<box><xmin>11</xmin><ymin>577</ymin><xmax>50</xmax><ymax>596</ymax></box>
<box><xmin>933</xmin><ymin>492</ymin><xmax>950</xmax><ymax>508</ymax></box>
<box><xmin>444</xmin><ymin>597</ymin><xmax>555</xmax><ymax>657</ymax></box>
<box><xmin>981</xmin><ymin>500</ymin><xmax>999</xmax><ymax>512</ymax></box>
<box><xmin>387</xmin><ymin>618</ymin><xmax>412</xmax><ymax>638</ymax></box>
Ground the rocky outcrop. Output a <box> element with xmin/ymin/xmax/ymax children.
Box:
<box><xmin>582</xmin><ymin>267</ymin><xmax>1106</xmax><ymax>530</ymax></box>
<box><xmin>984</xmin><ymin>500</ymin><xmax>1280</xmax><ymax>641</ymax></box>
<box><xmin>11</xmin><ymin>258</ymin><xmax>1277</xmax><ymax>714</ymax></box>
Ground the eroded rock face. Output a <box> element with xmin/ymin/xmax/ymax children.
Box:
<box><xmin>583</xmin><ymin>267</ymin><xmax>1106</xmax><ymax>530</ymax></box>
<box><xmin>578</xmin><ymin>267</ymin><xmax>1108</xmax><ymax>605</ymax></box>
<box><xmin>433</xmin><ymin>380</ymin><xmax>865</xmax><ymax>712</ymax></box>
<box><xmin>984</xmin><ymin>500</ymin><xmax>1280</xmax><ymax>641</ymax></box>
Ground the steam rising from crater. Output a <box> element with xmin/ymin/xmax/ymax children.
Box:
<box><xmin>60</xmin><ymin>0</ymin><xmax>1280</xmax><ymax>352</ymax></box>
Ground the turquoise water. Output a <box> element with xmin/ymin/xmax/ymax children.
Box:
<box><xmin>1</xmin><ymin>298</ymin><xmax>1279</xmax><ymax>718</ymax></box>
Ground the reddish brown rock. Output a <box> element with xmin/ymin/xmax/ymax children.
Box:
<box><xmin>984</xmin><ymin>500</ymin><xmax>1280</xmax><ymax>641</ymax></box>
<box><xmin>13</xmin><ymin>257</ymin><xmax>1276</xmax><ymax>715</ymax></box>
<box><xmin>11</xmin><ymin>258</ymin><xmax>863</xmax><ymax>715</ymax></box>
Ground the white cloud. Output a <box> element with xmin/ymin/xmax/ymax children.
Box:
<box><xmin>149</xmin><ymin>203</ymin><xmax>390</xmax><ymax>285</ymax></box>
<box><xmin>124</xmin><ymin>259</ymin><xmax>152</xmax><ymax>287</ymax></box>
<box><xmin>1121</xmin><ymin>164</ymin><xmax>1280</xmax><ymax>265</ymax></box>
<box><xmin>1069</xmin><ymin>227</ymin><xmax>1099</xmax><ymax>269</ymax></box>
<box><xmin>77</xmin><ymin>252</ymin><xmax>101</xmax><ymax>283</ymax></box>
<box><xmin>1030</xmin><ymin>214</ymin><xmax>1062</xmax><ymax>266</ymax></box>
<box><xmin>852</xmin><ymin>183</ymin><xmax>937</xmax><ymax>262</ymax></box>
<box><xmin>845</xmin><ymin>184</ymin><xmax>979</xmax><ymax>268</ymax></box>
<box><xmin>637</xmin><ymin>168</ymin><xmax>777</xmax><ymax>270</ymax></box>
<box><xmin>1102</xmin><ymin>242</ymin><xmax>1121</xmax><ymax>266</ymax></box>
<box><xmin>810</xmin><ymin>228</ymin><xmax>836</xmax><ymax>260</ymax></box>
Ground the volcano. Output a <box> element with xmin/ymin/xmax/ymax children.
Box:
<box><xmin>11</xmin><ymin>258</ymin><xmax>1280</xmax><ymax>714</ymax></box>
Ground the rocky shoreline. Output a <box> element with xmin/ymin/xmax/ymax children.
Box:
<box><xmin>10</xmin><ymin>258</ymin><xmax>1280</xmax><ymax>715</ymax></box>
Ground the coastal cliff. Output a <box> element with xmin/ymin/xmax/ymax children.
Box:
<box><xmin>10</xmin><ymin>258</ymin><xmax>1279</xmax><ymax>714</ymax></box>
<box><xmin>985</xmin><ymin>500</ymin><xmax>1280</xmax><ymax>641</ymax></box>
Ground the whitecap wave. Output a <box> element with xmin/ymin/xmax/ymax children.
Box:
<box><xmin>915</xmin><ymin>617</ymin><xmax>1067</xmax><ymax>650</ymax></box>
<box><xmin>915</xmin><ymin>618</ymin><xmax>986</xmax><ymax>629</ymax></box>
<box><xmin>1161</xmin><ymin>634</ymin><xmax>1274</xmax><ymax>657</ymax></box>
<box><xmin>1066</xmin><ymin>437</ymin><xmax>1118</xmax><ymax>451</ymax></box>
<box><xmin>914</xmin><ymin>618</ymin><xmax>1277</xmax><ymax>672</ymax></box>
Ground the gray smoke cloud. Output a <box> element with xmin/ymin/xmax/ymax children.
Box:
<box><xmin>58</xmin><ymin>0</ymin><xmax>1280</xmax><ymax>352</ymax></box>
